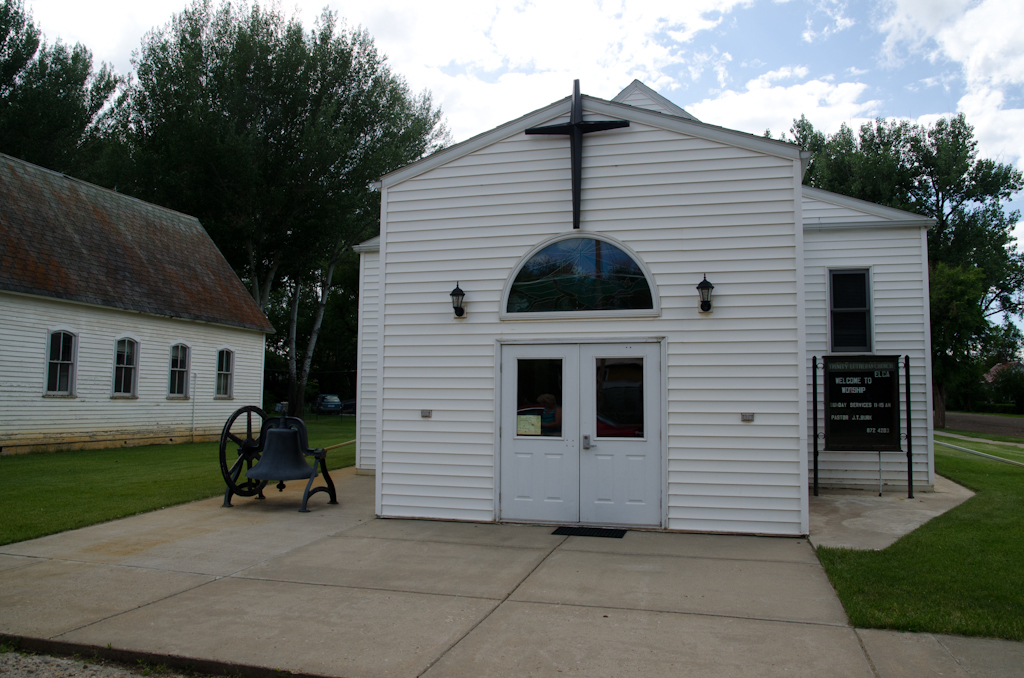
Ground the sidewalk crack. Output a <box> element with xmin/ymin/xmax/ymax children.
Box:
<box><xmin>414</xmin><ymin>533</ymin><xmax>569</xmax><ymax>677</ymax></box>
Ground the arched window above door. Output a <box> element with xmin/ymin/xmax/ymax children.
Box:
<box><xmin>505</xmin><ymin>236</ymin><xmax>656</xmax><ymax>317</ymax></box>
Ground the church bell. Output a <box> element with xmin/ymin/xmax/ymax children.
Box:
<box><xmin>246</xmin><ymin>427</ymin><xmax>316</xmax><ymax>482</ymax></box>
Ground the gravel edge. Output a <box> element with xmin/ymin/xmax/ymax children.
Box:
<box><xmin>0</xmin><ymin>651</ymin><xmax>198</xmax><ymax>678</ymax></box>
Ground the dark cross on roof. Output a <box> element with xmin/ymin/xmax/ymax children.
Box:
<box><xmin>526</xmin><ymin>80</ymin><xmax>629</xmax><ymax>229</ymax></box>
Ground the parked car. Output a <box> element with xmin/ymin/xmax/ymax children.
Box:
<box><xmin>313</xmin><ymin>394</ymin><xmax>342</xmax><ymax>414</ymax></box>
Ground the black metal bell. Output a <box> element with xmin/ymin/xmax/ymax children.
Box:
<box><xmin>246</xmin><ymin>427</ymin><xmax>316</xmax><ymax>482</ymax></box>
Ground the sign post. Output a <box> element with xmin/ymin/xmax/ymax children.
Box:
<box><xmin>824</xmin><ymin>356</ymin><xmax>901</xmax><ymax>495</ymax></box>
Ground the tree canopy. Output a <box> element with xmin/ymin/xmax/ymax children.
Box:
<box><xmin>121</xmin><ymin>0</ymin><xmax>446</xmax><ymax>307</ymax></box>
<box><xmin>116</xmin><ymin>0</ymin><xmax>448</xmax><ymax>413</ymax></box>
<box><xmin>780</xmin><ymin>114</ymin><xmax>1024</xmax><ymax>426</ymax></box>
<box><xmin>0</xmin><ymin>0</ymin><xmax>118</xmax><ymax>174</ymax></box>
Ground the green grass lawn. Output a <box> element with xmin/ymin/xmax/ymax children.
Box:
<box><xmin>940</xmin><ymin>427</ymin><xmax>1024</xmax><ymax>446</ymax></box>
<box><xmin>935</xmin><ymin>433</ymin><xmax>1024</xmax><ymax>464</ymax></box>
<box><xmin>0</xmin><ymin>415</ymin><xmax>356</xmax><ymax>546</ymax></box>
<box><xmin>947</xmin><ymin>410</ymin><xmax>1024</xmax><ymax>419</ymax></box>
<box><xmin>817</xmin><ymin>443</ymin><xmax>1024</xmax><ymax>640</ymax></box>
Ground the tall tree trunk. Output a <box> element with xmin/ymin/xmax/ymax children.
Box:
<box><xmin>296</xmin><ymin>256</ymin><xmax>340</xmax><ymax>416</ymax></box>
<box><xmin>286</xmin><ymin>279</ymin><xmax>301</xmax><ymax>416</ymax></box>
<box><xmin>933</xmin><ymin>381</ymin><xmax>947</xmax><ymax>429</ymax></box>
<box><xmin>245</xmin><ymin>240</ymin><xmax>280</xmax><ymax>311</ymax></box>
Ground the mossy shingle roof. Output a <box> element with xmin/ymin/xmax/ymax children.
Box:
<box><xmin>0</xmin><ymin>154</ymin><xmax>274</xmax><ymax>333</ymax></box>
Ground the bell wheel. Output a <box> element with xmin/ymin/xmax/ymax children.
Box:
<box><xmin>219</xmin><ymin>406</ymin><xmax>270</xmax><ymax>497</ymax></box>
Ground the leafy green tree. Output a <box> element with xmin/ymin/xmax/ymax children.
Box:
<box><xmin>0</xmin><ymin>0</ymin><xmax>118</xmax><ymax>174</ymax></box>
<box><xmin>782</xmin><ymin>114</ymin><xmax>1024</xmax><ymax>427</ymax></box>
<box><xmin>0</xmin><ymin>0</ymin><xmax>38</xmax><ymax>98</ymax></box>
<box><xmin>991</xmin><ymin>363</ymin><xmax>1024</xmax><ymax>413</ymax></box>
<box><xmin>120</xmin><ymin>0</ymin><xmax>448</xmax><ymax>414</ymax></box>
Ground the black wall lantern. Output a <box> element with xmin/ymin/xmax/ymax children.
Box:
<box><xmin>697</xmin><ymin>275</ymin><xmax>714</xmax><ymax>312</ymax></box>
<box><xmin>451</xmin><ymin>282</ymin><xmax>466</xmax><ymax>317</ymax></box>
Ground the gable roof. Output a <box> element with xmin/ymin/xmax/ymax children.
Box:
<box><xmin>611</xmin><ymin>80</ymin><xmax>699</xmax><ymax>121</ymax></box>
<box><xmin>380</xmin><ymin>87</ymin><xmax>805</xmax><ymax>189</ymax></box>
<box><xmin>353</xmin><ymin>235</ymin><xmax>380</xmax><ymax>252</ymax></box>
<box><xmin>0</xmin><ymin>154</ymin><xmax>274</xmax><ymax>333</ymax></box>
<box><xmin>802</xmin><ymin>185</ymin><xmax>935</xmax><ymax>229</ymax></box>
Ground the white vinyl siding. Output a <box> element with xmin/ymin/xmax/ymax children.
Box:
<box><xmin>802</xmin><ymin>194</ymin><xmax>884</xmax><ymax>223</ymax></box>
<box><xmin>616</xmin><ymin>90</ymin><xmax>676</xmax><ymax>115</ymax></box>
<box><xmin>804</xmin><ymin>216</ymin><xmax>933</xmax><ymax>490</ymax></box>
<box><xmin>377</xmin><ymin>117</ymin><xmax>806</xmax><ymax>534</ymax></box>
<box><xmin>0</xmin><ymin>292</ymin><xmax>266</xmax><ymax>453</ymax></box>
<box><xmin>356</xmin><ymin>251</ymin><xmax>380</xmax><ymax>471</ymax></box>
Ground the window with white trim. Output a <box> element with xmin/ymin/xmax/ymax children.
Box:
<box><xmin>46</xmin><ymin>330</ymin><xmax>76</xmax><ymax>394</ymax></box>
<box><xmin>113</xmin><ymin>338</ymin><xmax>138</xmax><ymax>396</ymax></box>
<box><xmin>169</xmin><ymin>344</ymin><xmax>190</xmax><ymax>396</ymax></box>
<box><xmin>830</xmin><ymin>269</ymin><xmax>871</xmax><ymax>353</ymax></box>
<box><xmin>216</xmin><ymin>349</ymin><xmax>233</xmax><ymax>397</ymax></box>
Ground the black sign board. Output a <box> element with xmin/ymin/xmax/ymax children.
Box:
<box><xmin>824</xmin><ymin>356</ymin><xmax>901</xmax><ymax>451</ymax></box>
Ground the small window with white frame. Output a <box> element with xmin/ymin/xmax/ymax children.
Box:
<box><xmin>46</xmin><ymin>330</ymin><xmax>76</xmax><ymax>395</ymax></box>
<box><xmin>169</xmin><ymin>344</ymin><xmax>190</xmax><ymax>397</ymax></box>
<box><xmin>216</xmin><ymin>348</ymin><xmax>233</xmax><ymax>398</ymax></box>
<box><xmin>113</xmin><ymin>338</ymin><xmax>138</xmax><ymax>396</ymax></box>
<box><xmin>830</xmin><ymin>269</ymin><xmax>871</xmax><ymax>353</ymax></box>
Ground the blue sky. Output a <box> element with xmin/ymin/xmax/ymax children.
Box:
<box><xmin>30</xmin><ymin>0</ymin><xmax>1024</xmax><ymax>216</ymax></box>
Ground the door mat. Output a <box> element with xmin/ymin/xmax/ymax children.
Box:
<box><xmin>552</xmin><ymin>526</ymin><xmax>627</xmax><ymax>538</ymax></box>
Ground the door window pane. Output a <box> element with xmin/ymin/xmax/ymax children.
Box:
<box><xmin>517</xmin><ymin>359</ymin><xmax>562</xmax><ymax>436</ymax></box>
<box><xmin>595</xmin><ymin>357</ymin><xmax>644</xmax><ymax>437</ymax></box>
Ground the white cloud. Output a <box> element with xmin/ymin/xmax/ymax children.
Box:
<box><xmin>877</xmin><ymin>0</ymin><xmax>1024</xmax><ymax>171</ymax></box>
<box><xmin>29</xmin><ymin>0</ymin><xmax>756</xmax><ymax>143</ymax></box>
<box><xmin>688</xmin><ymin>48</ymin><xmax>734</xmax><ymax>87</ymax></box>
<box><xmin>877</xmin><ymin>0</ymin><xmax>973</xmax><ymax>66</ymax></box>
<box><xmin>687</xmin><ymin>71</ymin><xmax>880</xmax><ymax>137</ymax></box>
<box><xmin>751</xmin><ymin>66</ymin><xmax>810</xmax><ymax>85</ymax></box>
<box><xmin>956</xmin><ymin>87</ymin><xmax>1024</xmax><ymax>169</ymax></box>
<box><xmin>801</xmin><ymin>0</ymin><xmax>856</xmax><ymax>43</ymax></box>
<box><xmin>340</xmin><ymin>0</ymin><xmax>756</xmax><ymax>140</ymax></box>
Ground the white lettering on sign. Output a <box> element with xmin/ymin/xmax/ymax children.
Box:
<box><xmin>853</xmin><ymin>415</ymin><xmax>872</xmax><ymax>421</ymax></box>
<box><xmin>850</xmin><ymin>402</ymin><xmax>872</xmax><ymax>408</ymax></box>
<box><xmin>841</xmin><ymin>386</ymin><xmax>866</xmax><ymax>393</ymax></box>
<box><xmin>830</xmin><ymin>402</ymin><xmax>847</xmax><ymax>408</ymax></box>
<box><xmin>835</xmin><ymin>377</ymin><xmax>862</xmax><ymax>384</ymax></box>
<box><xmin>831</xmin><ymin>414</ymin><xmax>849</xmax><ymax>420</ymax></box>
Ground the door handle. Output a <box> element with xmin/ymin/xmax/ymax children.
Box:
<box><xmin>582</xmin><ymin>434</ymin><xmax>593</xmax><ymax>449</ymax></box>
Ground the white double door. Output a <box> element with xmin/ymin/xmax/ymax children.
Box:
<box><xmin>500</xmin><ymin>343</ymin><xmax>661</xmax><ymax>527</ymax></box>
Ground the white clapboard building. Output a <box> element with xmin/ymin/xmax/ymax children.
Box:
<box><xmin>0</xmin><ymin>154</ymin><xmax>274</xmax><ymax>454</ymax></box>
<box><xmin>354</xmin><ymin>81</ymin><xmax>933</xmax><ymax>536</ymax></box>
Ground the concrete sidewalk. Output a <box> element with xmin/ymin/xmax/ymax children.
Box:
<box><xmin>1</xmin><ymin>470</ymin><xmax>1021</xmax><ymax>677</ymax></box>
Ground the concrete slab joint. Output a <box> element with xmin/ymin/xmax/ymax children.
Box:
<box><xmin>2</xmin><ymin>470</ymin><xmax>1020</xmax><ymax>678</ymax></box>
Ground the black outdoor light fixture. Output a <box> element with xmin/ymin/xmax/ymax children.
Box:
<box><xmin>697</xmin><ymin>275</ymin><xmax>714</xmax><ymax>312</ymax></box>
<box><xmin>451</xmin><ymin>282</ymin><xmax>466</xmax><ymax>317</ymax></box>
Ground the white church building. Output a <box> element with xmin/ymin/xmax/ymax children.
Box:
<box><xmin>354</xmin><ymin>80</ymin><xmax>933</xmax><ymax>536</ymax></box>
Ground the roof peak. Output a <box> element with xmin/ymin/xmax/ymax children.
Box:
<box><xmin>611</xmin><ymin>80</ymin><xmax>699</xmax><ymax>122</ymax></box>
